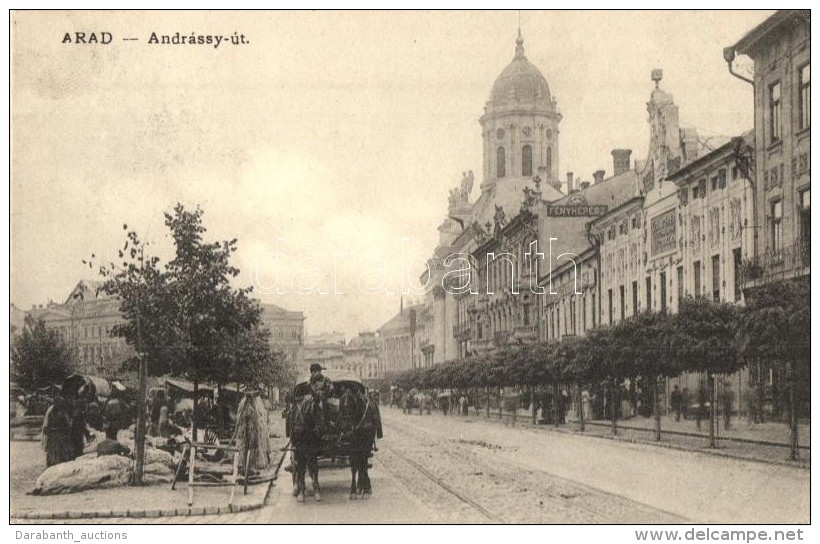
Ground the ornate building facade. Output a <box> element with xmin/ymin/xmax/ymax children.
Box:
<box><xmin>421</xmin><ymin>30</ymin><xmax>565</xmax><ymax>364</ymax></box>
<box><xmin>724</xmin><ymin>10</ymin><xmax>810</xmax><ymax>288</ymax></box>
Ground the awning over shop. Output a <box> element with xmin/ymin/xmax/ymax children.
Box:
<box><xmin>164</xmin><ymin>378</ymin><xmax>214</xmax><ymax>397</ymax></box>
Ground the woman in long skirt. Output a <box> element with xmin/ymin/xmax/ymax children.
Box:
<box><xmin>43</xmin><ymin>395</ymin><xmax>74</xmax><ymax>467</ymax></box>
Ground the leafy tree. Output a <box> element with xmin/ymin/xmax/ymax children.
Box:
<box><xmin>163</xmin><ymin>205</ymin><xmax>252</xmax><ymax>384</ymax></box>
<box><xmin>673</xmin><ymin>297</ymin><xmax>743</xmax><ymax>376</ymax></box>
<box><xmin>742</xmin><ymin>279</ymin><xmax>810</xmax><ymax>460</ymax></box>
<box><xmin>91</xmin><ymin>204</ymin><xmax>271</xmax><ymax>484</ymax></box>
<box><xmin>671</xmin><ymin>297</ymin><xmax>743</xmax><ymax>447</ymax></box>
<box><xmin>93</xmin><ymin>224</ymin><xmax>175</xmax><ymax>485</ymax></box>
<box><xmin>11</xmin><ymin>316</ymin><xmax>74</xmax><ymax>391</ymax></box>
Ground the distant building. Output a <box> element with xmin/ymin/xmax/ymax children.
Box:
<box><xmin>9</xmin><ymin>303</ymin><xmax>27</xmax><ymax>336</ymax></box>
<box><xmin>342</xmin><ymin>332</ymin><xmax>380</xmax><ymax>379</ymax></box>
<box><xmin>258</xmin><ymin>302</ymin><xmax>305</xmax><ymax>364</ymax></box>
<box><xmin>25</xmin><ymin>280</ymin><xmax>306</xmax><ymax>380</ymax></box>
<box><xmin>376</xmin><ymin>302</ymin><xmax>428</xmax><ymax>376</ymax></box>
<box><xmin>302</xmin><ymin>331</ymin><xmax>380</xmax><ymax>379</ymax></box>
<box><xmin>27</xmin><ymin>280</ymin><xmax>130</xmax><ymax>378</ymax></box>
<box><xmin>302</xmin><ymin>332</ymin><xmax>346</xmax><ymax>375</ymax></box>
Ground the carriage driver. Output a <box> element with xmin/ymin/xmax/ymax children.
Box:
<box><xmin>309</xmin><ymin>364</ymin><xmax>332</xmax><ymax>393</ymax></box>
<box><xmin>309</xmin><ymin>364</ymin><xmax>333</xmax><ymax>426</ymax></box>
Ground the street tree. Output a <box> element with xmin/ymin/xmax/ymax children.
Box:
<box><xmin>11</xmin><ymin>316</ymin><xmax>75</xmax><ymax>392</ymax></box>
<box><xmin>672</xmin><ymin>296</ymin><xmax>743</xmax><ymax>447</ymax></box>
<box><xmin>742</xmin><ymin>280</ymin><xmax>810</xmax><ymax>460</ymax></box>
<box><xmin>91</xmin><ymin>204</ymin><xmax>272</xmax><ymax>483</ymax></box>
<box><xmin>93</xmin><ymin>225</ymin><xmax>174</xmax><ymax>485</ymax></box>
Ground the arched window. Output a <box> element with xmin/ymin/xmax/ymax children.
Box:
<box><xmin>522</xmin><ymin>145</ymin><xmax>533</xmax><ymax>176</ymax></box>
<box><xmin>497</xmin><ymin>147</ymin><xmax>506</xmax><ymax>178</ymax></box>
<box><xmin>546</xmin><ymin>147</ymin><xmax>552</xmax><ymax>174</ymax></box>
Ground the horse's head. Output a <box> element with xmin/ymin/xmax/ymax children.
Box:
<box><xmin>291</xmin><ymin>393</ymin><xmax>325</xmax><ymax>435</ymax></box>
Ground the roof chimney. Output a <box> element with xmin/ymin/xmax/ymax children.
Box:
<box><xmin>580</xmin><ymin>181</ymin><xmax>591</xmax><ymax>190</ymax></box>
<box><xmin>593</xmin><ymin>170</ymin><xmax>605</xmax><ymax>184</ymax></box>
<box><xmin>566</xmin><ymin>172</ymin><xmax>574</xmax><ymax>192</ymax></box>
<box><xmin>611</xmin><ymin>149</ymin><xmax>632</xmax><ymax>176</ymax></box>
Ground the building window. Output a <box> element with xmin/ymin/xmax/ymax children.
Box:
<box><xmin>711</xmin><ymin>255</ymin><xmax>721</xmax><ymax>301</ymax></box>
<box><xmin>591</xmin><ymin>293</ymin><xmax>596</xmax><ymax>328</ymax></box>
<box><xmin>660</xmin><ymin>271</ymin><xmax>667</xmax><ymax>312</ymax></box>
<box><xmin>632</xmin><ymin>280</ymin><xmax>638</xmax><ymax>316</ymax></box>
<box><xmin>645</xmin><ymin>277</ymin><xmax>652</xmax><ymax>311</ymax></box>
<box><xmin>771</xmin><ymin>200</ymin><xmax>783</xmax><ymax>257</ymax></box>
<box><xmin>497</xmin><ymin>147</ymin><xmax>506</xmax><ymax>178</ymax></box>
<box><xmin>677</xmin><ymin>266</ymin><xmax>684</xmax><ymax>304</ymax></box>
<box><xmin>582</xmin><ymin>297</ymin><xmax>587</xmax><ymax>332</ymax></box>
<box><xmin>733</xmin><ymin>248</ymin><xmax>742</xmax><ymax>302</ymax></box>
<box><xmin>799</xmin><ymin>189</ymin><xmax>810</xmax><ymax>263</ymax></box>
<box><xmin>522</xmin><ymin>145</ymin><xmax>533</xmax><ymax>177</ymax></box>
<box><xmin>607</xmin><ymin>289</ymin><xmax>613</xmax><ymax>326</ymax></box>
<box><xmin>694</xmin><ymin>261</ymin><xmax>702</xmax><ymax>296</ymax></box>
<box><xmin>770</xmin><ymin>81</ymin><xmax>781</xmax><ymax>142</ymax></box>
<box><xmin>546</xmin><ymin>147</ymin><xmax>552</xmax><ymax>174</ymax></box>
<box><xmin>679</xmin><ymin>187</ymin><xmax>689</xmax><ymax>206</ymax></box>
<box><xmin>800</xmin><ymin>63</ymin><xmax>810</xmax><ymax>130</ymax></box>
<box><xmin>717</xmin><ymin>169</ymin><xmax>727</xmax><ymax>189</ymax></box>
<box><xmin>619</xmin><ymin>285</ymin><xmax>625</xmax><ymax>322</ymax></box>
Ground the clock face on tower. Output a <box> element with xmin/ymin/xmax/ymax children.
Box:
<box><xmin>497</xmin><ymin>128</ymin><xmax>505</xmax><ymax>139</ymax></box>
<box><xmin>523</xmin><ymin>126</ymin><xmax>532</xmax><ymax>137</ymax></box>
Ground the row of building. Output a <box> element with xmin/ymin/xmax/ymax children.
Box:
<box><xmin>13</xmin><ymin>279</ymin><xmax>385</xmax><ymax>383</ymax></box>
<box><xmin>14</xmin><ymin>279</ymin><xmax>307</xmax><ymax>382</ymax></box>
<box><xmin>374</xmin><ymin>11</ymin><xmax>811</xmax><ymax>406</ymax></box>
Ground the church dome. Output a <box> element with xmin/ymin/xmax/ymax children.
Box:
<box><xmin>488</xmin><ymin>31</ymin><xmax>552</xmax><ymax>109</ymax></box>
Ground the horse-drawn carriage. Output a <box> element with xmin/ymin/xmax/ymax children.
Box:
<box><xmin>284</xmin><ymin>370</ymin><xmax>382</xmax><ymax>502</ymax></box>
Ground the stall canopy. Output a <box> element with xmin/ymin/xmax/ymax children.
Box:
<box><xmin>164</xmin><ymin>378</ymin><xmax>214</xmax><ymax>398</ymax></box>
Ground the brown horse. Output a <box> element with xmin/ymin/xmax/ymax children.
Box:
<box><xmin>338</xmin><ymin>389</ymin><xmax>383</xmax><ymax>499</ymax></box>
<box><xmin>285</xmin><ymin>394</ymin><xmax>324</xmax><ymax>502</ymax></box>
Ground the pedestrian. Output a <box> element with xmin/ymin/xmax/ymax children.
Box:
<box><xmin>103</xmin><ymin>396</ymin><xmax>126</xmax><ymax>440</ymax></box>
<box><xmin>558</xmin><ymin>389</ymin><xmax>569</xmax><ymax>424</ymax></box>
<box><xmin>43</xmin><ymin>395</ymin><xmax>74</xmax><ymax>467</ymax></box>
<box><xmin>69</xmin><ymin>398</ymin><xmax>92</xmax><ymax>459</ymax></box>
<box><xmin>581</xmin><ymin>389</ymin><xmax>591</xmax><ymax>421</ymax></box>
<box><xmin>720</xmin><ymin>381</ymin><xmax>734</xmax><ymax>431</ymax></box>
<box><xmin>459</xmin><ymin>394</ymin><xmax>467</xmax><ymax>416</ymax></box>
<box><xmin>696</xmin><ymin>383</ymin><xmax>708</xmax><ymax>432</ymax></box>
<box><xmin>670</xmin><ymin>385</ymin><xmax>683</xmax><ymax>422</ymax></box>
<box><xmin>681</xmin><ymin>388</ymin><xmax>691</xmax><ymax>420</ymax></box>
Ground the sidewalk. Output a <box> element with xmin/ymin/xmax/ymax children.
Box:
<box><xmin>11</xmin><ymin>414</ymin><xmax>288</xmax><ymax>520</ymax></box>
<box><xmin>420</xmin><ymin>406</ymin><xmax>810</xmax><ymax>467</ymax></box>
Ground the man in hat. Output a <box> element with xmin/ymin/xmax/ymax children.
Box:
<box><xmin>309</xmin><ymin>364</ymin><xmax>332</xmax><ymax>428</ymax></box>
<box><xmin>309</xmin><ymin>364</ymin><xmax>332</xmax><ymax>394</ymax></box>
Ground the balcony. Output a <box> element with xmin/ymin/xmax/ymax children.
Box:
<box><xmin>452</xmin><ymin>322</ymin><xmax>471</xmax><ymax>340</ymax></box>
<box><xmin>493</xmin><ymin>330</ymin><xmax>514</xmax><ymax>346</ymax></box>
<box><xmin>742</xmin><ymin>240</ymin><xmax>810</xmax><ymax>284</ymax></box>
<box><xmin>515</xmin><ymin>324</ymin><xmax>539</xmax><ymax>341</ymax></box>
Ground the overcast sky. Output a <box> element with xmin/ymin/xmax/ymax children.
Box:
<box><xmin>11</xmin><ymin>10</ymin><xmax>772</xmax><ymax>338</ymax></box>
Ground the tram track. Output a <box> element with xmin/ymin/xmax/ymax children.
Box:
<box><xmin>379</xmin><ymin>442</ymin><xmax>500</xmax><ymax>522</ymax></box>
<box><xmin>380</xmin><ymin>412</ymin><xmax>685</xmax><ymax>523</ymax></box>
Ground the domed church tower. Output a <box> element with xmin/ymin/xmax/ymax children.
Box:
<box><xmin>479</xmin><ymin>29</ymin><xmax>561</xmax><ymax>191</ymax></box>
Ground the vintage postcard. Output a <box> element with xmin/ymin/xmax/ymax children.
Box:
<box><xmin>9</xmin><ymin>10</ymin><xmax>811</xmax><ymax>531</ymax></box>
